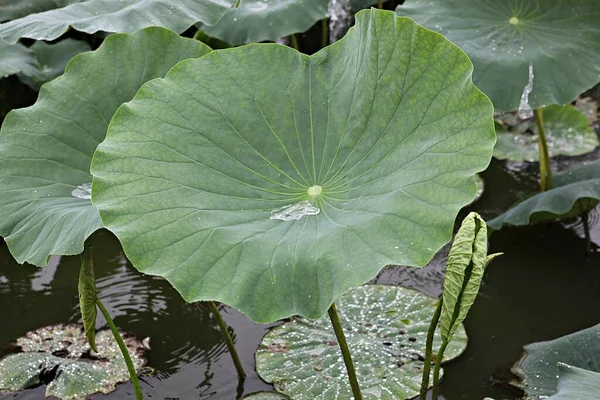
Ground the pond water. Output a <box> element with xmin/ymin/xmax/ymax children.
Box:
<box><xmin>0</xmin><ymin>156</ymin><xmax>598</xmax><ymax>400</ymax></box>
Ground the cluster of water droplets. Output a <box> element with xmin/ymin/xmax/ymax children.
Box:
<box><xmin>270</xmin><ymin>200</ymin><xmax>320</xmax><ymax>221</ymax></box>
<box><xmin>518</xmin><ymin>63</ymin><xmax>534</xmax><ymax>120</ymax></box>
<box><xmin>71</xmin><ymin>182</ymin><xmax>92</xmax><ymax>200</ymax></box>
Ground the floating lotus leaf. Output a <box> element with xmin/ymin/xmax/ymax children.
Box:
<box><xmin>201</xmin><ymin>0</ymin><xmax>328</xmax><ymax>45</ymax></box>
<box><xmin>511</xmin><ymin>322</ymin><xmax>600</xmax><ymax>399</ymax></box>
<box><xmin>0</xmin><ymin>0</ymin><xmax>84</xmax><ymax>22</ymax></box>
<box><xmin>255</xmin><ymin>285</ymin><xmax>467</xmax><ymax>400</ymax></box>
<box><xmin>396</xmin><ymin>0</ymin><xmax>600</xmax><ymax>111</ymax></box>
<box><xmin>548</xmin><ymin>364</ymin><xmax>600</xmax><ymax>400</ymax></box>
<box><xmin>91</xmin><ymin>9</ymin><xmax>495</xmax><ymax>323</ymax></box>
<box><xmin>487</xmin><ymin>160</ymin><xmax>600</xmax><ymax>230</ymax></box>
<box><xmin>0</xmin><ymin>27</ymin><xmax>210</xmax><ymax>266</ymax></box>
<box><xmin>0</xmin><ymin>324</ymin><xmax>146</xmax><ymax>399</ymax></box>
<box><xmin>243</xmin><ymin>392</ymin><xmax>291</xmax><ymax>400</ymax></box>
<box><xmin>0</xmin><ymin>0</ymin><xmax>236</xmax><ymax>44</ymax></box>
<box><xmin>494</xmin><ymin>105</ymin><xmax>599</xmax><ymax>162</ymax></box>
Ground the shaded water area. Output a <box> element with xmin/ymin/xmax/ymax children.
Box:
<box><xmin>1</xmin><ymin>155</ymin><xmax>599</xmax><ymax>399</ymax></box>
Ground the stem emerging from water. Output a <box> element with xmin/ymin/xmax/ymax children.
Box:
<box><xmin>535</xmin><ymin>107</ymin><xmax>553</xmax><ymax>191</ymax></box>
<box><xmin>420</xmin><ymin>300</ymin><xmax>443</xmax><ymax>399</ymax></box>
<box><xmin>208</xmin><ymin>301</ymin><xmax>246</xmax><ymax>378</ymax></box>
<box><xmin>431</xmin><ymin>340</ymin><xmax>449</xmax><ymax>400</ymax></box>
<box><xmin>96</xmin><ymin>299</ymin><xmax>143</xmax><ymax>400</ymax></box>
<box><xmin>328</xmin><ymin>303</ymin><xmax>362</xmax><ymax>400</ymax></box>
<box><xmin>583</xmin><ymin>212</ymin><xmax>591</xmax><ymax>254</ymax></box>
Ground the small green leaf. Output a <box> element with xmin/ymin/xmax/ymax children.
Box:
<box><xmin>440</xmin><ymin>212</ymin><xmax>489</xmax><ymax>342</ymax></box>
<box><xmin>487</xmin><ymin>160</ymin><xmax>600</xmax><ymax>230</ymax></box>
<box><xmin>512</xmin><ymin>322</ymin><xmax>600</xmax><ymax>398</ymax></box>
<box><xmin>0</xmin><ymin>0</ymin><xmax>237</xmax><ymax>44</ymax></box>
<box><xmin>548</xmin><ymin>364</ymin><xmax>600</xmax><ymax>400</ymax></box>
<box><xmin>396</xmin><ymin>0</ymin><xmax>600</xmax><ymax>111</ymax></box>
<box><xmin>78</xmin><ymin>242</ymin><xmax>97</xmax><ymax>352</ymax></box>
<box><xmin>494</xmin><ymin>105</ymin><xmax>599</xmax><ymax>162</ymax></box>
<box><xmin>255</xmin><ymin>285</ymin><xmax>468</xmax><ymax>400</ymax></box>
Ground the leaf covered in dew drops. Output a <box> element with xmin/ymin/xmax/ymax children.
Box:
<box><xmin>200</xmin><ymin>0</ymin><xmax>329</xmax><ymax>45</ymax></box>
<box><xmin>439</xmin><ymin>212</ymin><xmax>489</xmax><ymax>341</ymax></box>
<box><xmin>397</xmin><ymin>0</ymin><xmax>600</xmax><ymax>111</ymax></box>
<box><xmin>494</xmin><ymin>104</ymin><xmax>599</xmax><ymax>162</ymax></box>
<box><xmin>0</xmin><ymin>27</ymin><xmax>210</xmax><ymax>266</ymax></box>
<box><xmin>255</xmin><ymin>285</ymin><xmax>468</xmax><ymax>400</ymax></box>
<box><xmin>487</xmin><ymin>160</ymin><xmax>600</xmax><ymax>230</ymax></box>
<box><xmin>0</xmin><ymin>0</ymin><xmax>237</xmax><ymax>44</ymax></box>
<box><xmin>91</xmin><ymin>8</ymin><xmax>495</xmax><ymax>323</ymax></box>
<box><xmin>548</xmin><ymin>364</ymin><xmax>600</xmax><ymax>400</ymax></box>
<box><xmin>512</xmin><ymin>322</ymin><xmax>600</xmax><ymax>399</ymax></box>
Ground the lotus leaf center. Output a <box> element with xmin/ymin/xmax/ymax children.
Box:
<box><xmin>509</xmin><ymin>17</ymin><xmax>519</xmax><ymax>25</ymax></box>
<box><xmin>308</xmin><ymin>185</ymin><xmax>322</xmax><ymax>197</ymax></box>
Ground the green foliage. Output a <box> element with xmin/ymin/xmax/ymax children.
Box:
<box><xmin>78</xmin><ymin>242</ymin><xmax>97</xmax><ymax>352</ymax></box>
<box><xmin>0</xmin><ymin>0</ymin><xmax>84</xmax><ymax>22</ymax></box>
<box><xmin>91</xmin><ymin>9</ymin><xmax>495</xmax><ymax>323</ymax></box>
<box><xmin>548</xmin><ymin>364</ymin><xmax>600</xmax><ymax>400</ymax></box>
<box><xmin>397</xmin><ymin>0</ymin><xmax>600</xmax><ymax>111</ymax></box>
<box><xmin>0</xmin><ymin>27</ymin><xmax>210</xmax><ymax>266</ymax></box>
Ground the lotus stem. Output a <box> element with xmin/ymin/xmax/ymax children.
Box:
<box><xmin>290</xmin><ymin>34</ymin><xmax>300</xmax><ymax>51</ymax></box>
<box><xmin>535</xmin><ymin>107</ymin><xmax>553</xmax><ymax>191</ymax></box>
<box><xmin>583</xmin><ymin>212</ymin><xmax>591</xmax><ymax>254</ymax></box>
<box><xmin>96</xmin><ymin>299</ymin><xmax>143</xmax><ymax>400</ymax></box>
<box><xmin>328</xmin><ymin>302</ymin><xmax>363</xmax><ymax>400</ymax></box>
<box><xmin>420</xmin><ymin>299</ymin><xmax>443</xmax><ymax>399</ymax></box>
<box><xmin>208</xmin><ymin>301</ymin><xmax>246</xmax><ymax>378</ymax></box>
<box><xmin>321</xmin><ymin>19</ymin><xmax>328</xmax><ymax>48</ymax></box>
<box><xmin>431</xmin><ymin>339</ymin><xmax>449</xmax><ymax>399</ymax></box>
<box><xmin>378</xmin><ymin>0</ymin><xmax>383</xmax><ymax>8</ymax></box>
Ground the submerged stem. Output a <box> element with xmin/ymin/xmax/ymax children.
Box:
<box><xmin>290</xmin><ymin>34</ymin><xmax>300</xmax><ymax>51</ymax></box>
<box><xmin>420</xmin><ymin>300</ymin><xmax>443</xmax><ymax>399</ymax></box>
<box><xmin>583</xmin><ymin>212</ymin><xmax>591</xmax><ymax>254</ymax></box>
<box><xmin>535</xmin><ymin>107</ymin><xmax>553</xmax><ymax>191</ymax></box>
<box><xmin>208</xmin><ymin>301</ymin><xmax>246</xmax><ymax>378</ymax></box>
<box><xmin>96</xmin><ymin>299</ymin><xmax>143</xmax><ymax>400</ymax></box>
<box><xmin>431</xmin><ymin>340</ymin><xmax>449</xmax><ymax>400</ymax></box>
<box><xmin>328</xmin><ymin>303</ymin><xmax>363</xmax><ymax>400</ymax></box>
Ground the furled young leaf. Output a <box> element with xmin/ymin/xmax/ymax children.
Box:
<box><xmin>548</xmin><ymin>364</ymin><xmax>600</xmax><ymax>400</ymax></box>
<box><xmin>396</xmin><ymin>0</ymin><xmax>600</xmax><ymax>111</ymax></box>
<box><xmin>0</xmin><ymin>27</ymin><xmax>211</xmax><ymax>266</ymax></box>
<box><xmin>201</xmin><ymin>0</ymin><xmax>328</xmax><ymax>45</ymax></box>
<box><xmin>0</xmin><ymin>0</ymin><xmax>84</xmax><ymax>22</ymax></box>
<box><xmin>256</xmin><ymin>285</ymin><xmax>467</xmax><ymax>400</ymax></box>
<box><xmin>487</xmin><ymin>160</ymin><xmax>600</xmax><ymax>230</ymax></box>
<box><xmin>91</xmin><ymin>9</ymin><xmax>495</xmax><ymax>323</ymax></box>
<box><xmin>439</xmin><ymin>212</ymin><xmax>488</xmax><ymax>341</ymax></box>
<box><xmin>512</xmin><ymin>323</ymin><xmax>600</xmax><ymax>399</ymax></box>
<box><xmin>17</xmin><ymin>39</ymin><xmax>90</xmax><ymax>90</ymax></box>
<box><xmin>0</xmin><ymin>41</ymin><xmax>38</xmax><ymax>78</ymax></box>
<box><xmin>494</xmin><ymin>105</ymin><xmax>599</xmax><ymax>162</ymax></box>
<box><xmin>0</xmin><ymin>0</ymin><xmax>237</xmax><ymax>44</ymax></box>
<box><xmin>78</xmin><ymin>242</ymin><xmax>97</xmax><ymax>352</ymax></box>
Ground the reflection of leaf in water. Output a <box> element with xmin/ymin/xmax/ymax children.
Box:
<box><xmin>0</xmin><ymin>324</ymin><xmax>147</xmax><ymax>399</ymax></box>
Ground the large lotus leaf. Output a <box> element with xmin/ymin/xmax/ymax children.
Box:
<box><xmin>0</xmin><ymin>324</ymin><xmax>146</xmax><ymax>399</ymax></box>
<box><xmin>0</xmin><ymin>27</ymin><xmax>211</xmax><ymax>266</ymax></box>
<box><xmin>548</xmin><ymin>364</ymin><xmax>600</xmax><ymax>400</ymax></box>
<box><xmin>0</xmin><ymin>41</ymin><xmax>38</xmax><ymax>78</ymax></box>
<box><xmin>494</xmin><ymin>104</ymin><xmax>599</xmax><ymax>162</ymax></box>
<box><xmin>0</xmin><ymin>0</ymin><xmax>237</xmax><ymax>44</ymax></box>
<box><xmin>201</xmin><ymin>0</ymin><xmax>328</xmax><ymax>45</ymax></box>
<box><xmin>255</xmin><ymin>285</ymin><xmax>468</xmax><ymax>399</ymax></box>
<box><xmin>0</xmin><ymin>0</ymin><xmax>84</xmax><ymax>22</ymax></box>
<box><xmin>396</xmin><ymin>0</ymin><xmax>600</xmax><ymax>111</ymax></box>
<box><xmin>243</xmin><ymin>392</ymin><xmax>291</xmax><ymax>400</ymax></box>
<box><xmin>487</xmin><ymin>160</ymin><xmax>600</xmax><ymax>230</ymax></box>
<box><xmin>17</xmin><ymin>39</ymin><xmax>91</xmax><ymax>90</ymax></box>
<box><xmin>91</xmin><ymin>9</ymin><xmax>495</xmax><ymax>323</ymax></box>
<box><xmin>511</xmin><ymin>322</ymin><xmax>600</xmax><ymax>399</ymax></box>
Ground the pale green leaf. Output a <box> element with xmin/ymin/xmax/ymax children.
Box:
<box><xmin>396</xmin><ymin>0</ymin><xmax>600</xmax><ymax>111</ymax></box>
<box><xmin>0</xmin><ymin>41</ymin><xmax>38</xmax><ymax>78</ymax></box>
<box><xmin>548</xmin><ymin>364</ymin><xmax>600</xmax><ymax>400</ymax></box>
<box><xmin>0</xmin><ymin>27</ymin><xmax>211</xmax><ymax>266</ymax></box>
<box><xmin>256</xmin><ymin>285</ymin><xmax>468</xmax><ymax>400</ymax></box>
<box><xmin>0</xmin><ymin>0</ymin><xmax>84</xmax><ymax>22</ymax></box>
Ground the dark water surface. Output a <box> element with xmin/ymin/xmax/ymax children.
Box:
<box><xmin>1</xmin><ymin>157</ymin><xmax>599</xmax><ymax>399</ymax></box>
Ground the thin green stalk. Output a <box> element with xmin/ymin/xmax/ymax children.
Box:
<box><xmin>583</xmin><ymin>212</ymin><xmax>591</xmax><ymax>254</ymax></box>
<box><xmin>208</xmin><ymin>301</ymin><xmax>246</xmax><ymax>378</ymax></box>
<box><xmin>328</xmin><ymin>303</ymin><xmax>362</xmax><ymax>400</ymax></box>
<box><xmin>431</xmin><ymin>340</ymin><xmax>450</xmax><ymax>400</ymax></box>
<box><xmin>420</xmin><ymin>300</ymin><xmax>443</xmax><ymax>400</ymax></box>
<box><xmin>535</xmin><ymin>107</ymin><xmax>553</xmax><ymax>191</ymax></box>
<box><xmin>96</xmin><ymin>299</ymin><xmax>143</xmax><ymax>400</ymax></box>
<box><xmin>290</xmin><ymin>34</ymin><xmax>300</xmax><ymax>51</ymax></box>
<box><xmin>377</xmin><ymin>0</ymin><xmax>383</xmax><ymax>8</ymax></box>
<box><xmin>321</xmin><ymin>19</ymin><xmax>328</xmax><ymax>48</ymax></box>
